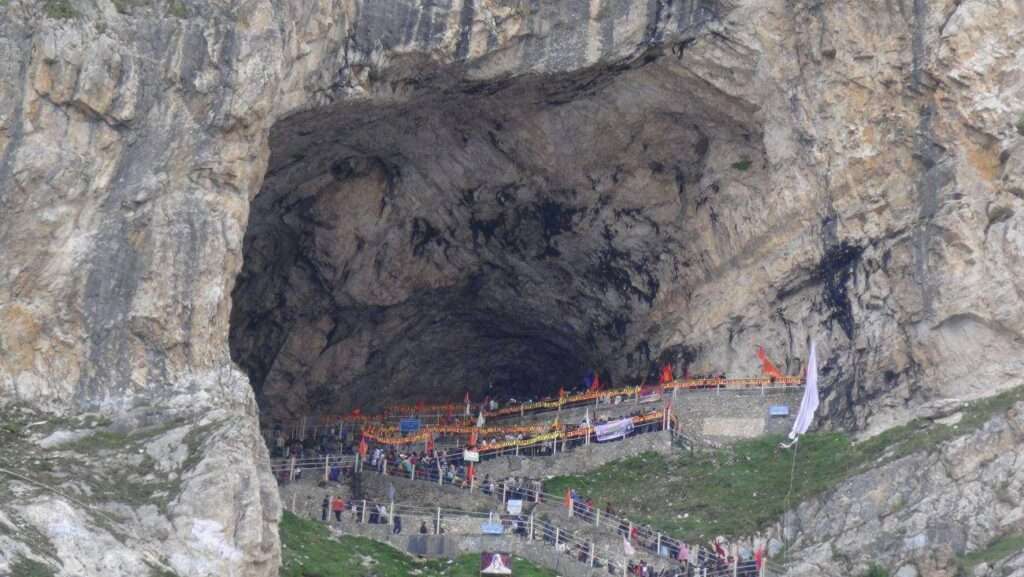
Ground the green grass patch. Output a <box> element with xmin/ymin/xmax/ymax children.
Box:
<box><xmin>280</xmin><ymin>511</ymin><xmax>557</xmax><ymax>577</ymax></box>
<box><xmin>166</xmin><ymin>0</ymin><xmax>186</xmax><ymax>18</ymax></box>
<box><xmin>10</xmin><ymin>555</ymin><xmax>56</xmax><ymax>577</ymax></box>
<box><xmin>545</xmin><ymin>386</ymin><xmax>1024</xmax><ymax>541</ymax></box>
<box><xmin>43</xmin><ymin>0</ymin><xmax>76</xmax><ymax>18</ymax></box>
<box><xmin>861</xmin><ymin>563</ymin><xmax>889</xmax><ymax>577</ymax></box>
<box><xmin>731</xmin><ymin>158</ymin><xmax>753</xmax><ymax>171</ymax></box>
<box><xmin>957</xmin><ymin>532</ymin><xmax>1024</xmax><ymax>574</ymax></box>
<box><xmin>1016</xmin><ymin>113</ymin><xmax>1024</xmax><ymax>136</ymax></box>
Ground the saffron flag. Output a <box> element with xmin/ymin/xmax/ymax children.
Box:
<box><xmin>558</xmin><ymin>387</ymin><xmax>566</xmax><ymax>399</ymax></box>
<box><xmin>358</xmin><ymin>435</ymin><xmax>368</xmax><ymax>457</ymax></box>
<box><xmin>590</xmin><ymin>371</ymin><xmax>602</xmax><ymax>391</ymax></box>
<box><xmin>788</xmin><ymin>341</ymin><xmax>820</xmax><ymax>441</ymax></box>
<box><xmin>623</xmin><ymin>536</ymin><xmax>636</xmax><ymax>557</ymax></box>
<box><xmin>564</xmin><ymin>489</ymin><xmax>572</xmax><ymax>509</ymax></box>
<box><xmin>660</xmin><ymin>363</ymin><xmax>674</xmax><ymax>384</ymax></box>
<box><xmin>756</xmin><ymin>345</ymin><xmax>784</xmax><ymax>379</ymax></box>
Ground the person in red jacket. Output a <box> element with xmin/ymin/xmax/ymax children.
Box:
<box><xmin>331</xmin><ymin>496</ymin><xmax>345</xmax><ymax>522</ymax></box>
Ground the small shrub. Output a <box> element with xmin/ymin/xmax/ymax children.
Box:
<box><xmin>167</xmin><ymin>0</ymin><xmax>186</xmax><ymax>18</ymax></box>
<box><xmin>1016</xmin><ymin>113</ymin><xmax>1024</xmax><ymax>136</ymax></box>
<box><xmin>731</xmin><ymin>158</ymin><xmax>753</xmax><ymax>171</ymax></box>
<box><xmin>862</xmin><ymin>563</ymin><xmax>889</xmax><ymax>577</ymax></box>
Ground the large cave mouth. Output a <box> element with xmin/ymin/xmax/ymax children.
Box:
<box><xmin>230</xmin><ymin>55</ymin><xmax>766</xmax><ymax>420</ymax></box>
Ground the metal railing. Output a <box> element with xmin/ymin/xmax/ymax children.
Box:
<box><xmin>317</xmin><ymin>498</ymin><xmax>780</xmax><ymax>577</ymax></box>
<box><xmin>351</xmin><ymin>451</ymin><xmax>783</xmax><ymax>577</ymax></box>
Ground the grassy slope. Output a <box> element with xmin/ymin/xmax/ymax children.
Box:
<box><xmin>544</xmin><ymin>386</ymin><xmax>1024</xmax><ymax>542</ymax></box>
<box><xmin>957</xmin><ymin>532</ymin><xmax>1024</xmax><ymax>574</ymax></box>
<box><xmin>280</xmin><ymin>512</ymin><xmax>557</xmax><ymax>577</ymax></box>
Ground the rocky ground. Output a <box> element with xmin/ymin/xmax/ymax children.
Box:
<box><xmin>0</xmin><ymin>392</ymin><xmax>279</xmax><ymax>577</ymax></box>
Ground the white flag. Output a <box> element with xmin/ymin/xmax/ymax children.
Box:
<box><xmin>623</xmin><ymin>536</ymin><xmax>636</xmax><ymax>557</ymax></box>
<box><xmin>476</xmin><ymin>411</ymin><xmax>486</xmax><ymax>428</ymax></box>
<box><xmin>583</xmin><ymin>408</ymin><xmax>591</xmax><ymax>427</ymax></box>
<box><xmin>788</xmin><ymin>341</ymin><xmax>820</xmax><ymax>441</ymax></box>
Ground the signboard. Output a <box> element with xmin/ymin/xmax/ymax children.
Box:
<box><xmin>481</xmin><ymin>552</ymin><xmax>512</xmax><ymax>575</ymax></box>
<box><xmin>481</xmin><ymin>521</ymin><xmax>504</xmax><ymax>535</ymax></box>
<box><xmin>506</xmin><ymin>499</ymin><xmax>523</xmax><ymax>515</ymax></box>
<box><xmin>769</xmin><ymin>405</ymin><xmax>790</xmax><ymax>417</ymax></box>
<box><xmin>463</xmin><ymin>449</ymin><xmax>480</xmax><ymax>462</ymax></box>
<box><xmin>400</xmin><ymin>418</ymin><xmax>422</xmax><ymax>434</ymax></box>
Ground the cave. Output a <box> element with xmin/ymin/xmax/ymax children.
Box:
<box><xmin>229</xmin><ymin>50</ymin><xmax>767</xmax><ymax>421</ymax></box>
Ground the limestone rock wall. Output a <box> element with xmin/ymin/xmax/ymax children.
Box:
<box><xmin>786</xmin><ymin>398</ymin><xmax>1024</xmax><ymax>577</ymax></box>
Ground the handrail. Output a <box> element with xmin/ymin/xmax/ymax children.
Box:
<box><xmin>326</xmin><ymin>498</ymin><xmax>781</xmax><ymax>577</ymax></box>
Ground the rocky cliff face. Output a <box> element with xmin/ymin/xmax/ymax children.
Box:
<box><xmin>0</xmin><ymin>0</ymin><xmax>1022</xmax><ymax>575</ymax></box>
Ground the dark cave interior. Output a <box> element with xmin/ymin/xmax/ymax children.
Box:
<box><xmin>229</xmin><ymin>55</ymin><xmax>766</xmax><ymax>420</ymax></box>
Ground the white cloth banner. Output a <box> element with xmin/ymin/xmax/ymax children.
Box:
<box><xmin>506</xmin><ymin>499</ymin><xmax>523</xmax><ymax>515</ymax></box>
<box><xmin>788</xmin><ymin>341</ymin><xmax>820</xmax><ymax>440</ymax></box>
<box><xmin>623</xmin><ymin>536</ymin><xmax>636</xmax><ymax>557</ymax></box>
<box><xmin>595</xmin><ymin>418</ymin><xmax>634</xmax><ymax>442</ymax></box>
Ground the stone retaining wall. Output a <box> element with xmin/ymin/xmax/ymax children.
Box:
<box><xmin>476</xmin><ymin>431</ymin><xmax>673</xmax><ymax>479</ymax></box>
<box><xmin>671</xmin><ymin>390</ymin><xmax>803</xmax><ymax>445</ymax></box>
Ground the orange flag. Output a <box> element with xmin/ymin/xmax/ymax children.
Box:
<box><xmin>467</xmin><ymin>463</ymin><xmax>475</xmax><ymax>485</ymax></box>
<box><xmin>564</xmin><ymin>488</ymin><xmax>572</xmax><ymax>509</ymax></box>
<box><xmin>660</xmin><ymin>363</ymin><xmax>674</xmax><ymax>384</ymax></box>
<box><xmin>590</xmin><ymin>371</ymin><xmax>602</xmax><ymax>391</ymax></box>
<box><xmin>358</xmin><ymin>435</ymin><xmax>368</xmax><ymax>457</ymax></box>
<box><xmin>756</xmin><ymin>346</ymin><xmax>784</xmax><ymax>379</ymax></box>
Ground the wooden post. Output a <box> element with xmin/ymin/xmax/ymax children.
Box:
<box><xmin>324</xmin><ymin>455</ymin><xmax>329</xmax><ymax>482</ymax></box>
<box><xmin>361</xmin><ymin>499</ymin><xmax>367</xmax><ymax>523</ymax></box>
<box><xmin>555</xmin><ymin>527</ymin><xmax>560</xmax><ymax>548</ymax></box>
<box><xmin>288</xmin><ymin>455</ymin><xmax>296</xmax><ymax>482</ymax></box>
<box><xmin>436</xmin><ymin>507</ymin><xmax>441</xmax><ymax>534</ymax></box>
<box><xmin>388</xmin><ymin>502</ymin><xmax>394</xmax><ymax>526</ymax></box>
<box><xmin>590</xmin><ymin>543</ymin><xmax>595</xmax><ymax>567</ymax></box>
<box><xmin>501</xmin><ymin>483</ymin><xmax>507</xmax><ymax>504</ymax></box>
<box><xmin>529</xmin><ymin>513</ymin><xmax>535</xmax><ymax>540</ymax></box>
<box><xmin>410</xmin><ymin>464</ymin><xmax>415</xmax><ymax>480</ymax></box>
<box><xmin>595</xmin><ymin>508</ymin><xmax>600</xmax><ymax>527</ymax></box>
<box><xmin>656</xmin><ymin>533</ymin><xmax>661</xmax><ymax>556</ymax></box>
<box><xmin>733</xmin><ymin>544</ymin><xmax>739</xmax><ymax>577</ymax></box>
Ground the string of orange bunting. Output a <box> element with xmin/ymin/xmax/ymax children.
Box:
<box><xmin>358</xmin><ymin>410</ymin><xmax>665</xmax><ymax>451</ymax></box>
<box><xmin>291</xmin><ymin>347</ymin><xmax>803</xmax><ymax>433</ymax></box>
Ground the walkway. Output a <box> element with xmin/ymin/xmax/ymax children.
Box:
<box><xmin>312</xmin><ymin>497</ymin><xmax>778</xmax><ymax>577</ymax></box>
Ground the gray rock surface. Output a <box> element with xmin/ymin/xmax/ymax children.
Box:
<box><xmin>0</xmin><ymin>0</ymin><xmax>1022</xmax><ymax>575</ymax></box>
<box><xmin>784</xmin><ymin>399</ymin><xmax>1024</xmax><ymax>577</ymax></box>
